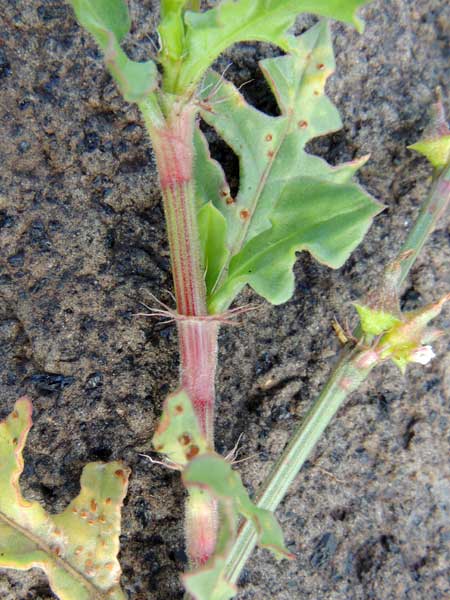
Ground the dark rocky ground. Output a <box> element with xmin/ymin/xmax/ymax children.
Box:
<box><xmin>1</xmin><ymin>1</ymin><xmax>449</xmax><ymax>598</ymax></box>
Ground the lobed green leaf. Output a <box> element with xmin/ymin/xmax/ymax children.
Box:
<box><xmin>196</xmin><ymin>21</ymin><xmax>381</xmax><ymax>312</ymax></box>
<box><xmin>0</xmin><ymin>398</ymin><xmax>129</xmax><ymax>600</ymax></box>
<box><xmin>168</xmin><ymin>0</ymin><xmax>370</xmax><ymax>93</ymax></box>
<box><xmin>68</xmin><ymin>0</ymin><xmax>158</xmax><ymax>102</ymax></box>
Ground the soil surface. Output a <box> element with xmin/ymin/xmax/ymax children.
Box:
<box><xmin>1</xmin><ymin>1</ymin><xmax>449</xmax><ymax>599</ymax></box>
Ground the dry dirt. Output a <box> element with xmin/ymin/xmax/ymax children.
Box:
<box><xmin>0</xmin><ymin>1</ymin><xmax>449</xmax><ymax>599</ymax></box>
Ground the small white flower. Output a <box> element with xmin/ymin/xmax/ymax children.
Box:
<box><xmin>410</xmin><ymin>345</ymin><xmax>436</xmax><ymax>366</ymax></box>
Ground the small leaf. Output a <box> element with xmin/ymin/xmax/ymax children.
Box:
<box><xmin>408</xmin><ymin>93</ymin><xmax>450</xmax><ymax>169</ymax></box>
<box><xmin>68</xmin><ymin>0</ymin><xmax>158</xmax><ymax>102</ymax></box>
<box><xmin>183</xmin><ymin>557</ymin><xmax>237</xmax><ymax>600</ymax></box>
<box><xmin>152</xmin><ymin>389</ymin><xmax>210</xmax><ymax>466</ymax></box>
<box><xmin>354</xmin><ymin>303</ymin><xmax>401</xmax><ymax>336</ymax></box>
<box><xmin>409</xmin><ymin>136</ymin><xmax>450</xmax><ymax>169</ymax></box>
<box><xmin>209</xmin><ymin>178</ymin><xmax>381</xmax><ymax>311</ymax></box>
<box><xmin>198</xmin><ymin>203</ymin><xmax>230</xmax><ymax>295</ymax></box>
<box><xmin>0</xmin><ymin>398</ymin><xmax>129</xmax><ymax>600</ymax></box>
<box><xmin>183</xmin><ymin>454</ymin><xmax>293</xmax><ymax>560</ymax></box>
<box><xmin>169</xmin><ymin>0</ymin><xmax>370</xmax><ymax>93</ymax></box>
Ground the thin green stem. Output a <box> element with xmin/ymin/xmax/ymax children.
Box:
<box><xmin>225</xmin><ymin>346</ymin><xmax>376</xmax><ymax>583</ymax></box>
<box><xmin>225</xmin><ymin>160</ymin><xmax>450</xmax><ymax>584</ymax></box>
<box><xmin>396</xmin><ymin>164</ymin><xmax>450</xmax><ymax>287</ymax></box>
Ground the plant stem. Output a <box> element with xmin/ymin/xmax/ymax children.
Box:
<box><xmin>225</xmin><ymin>346</ymin><xmax>376</xmax><ymax>583</ymax></box>
<box><xmin>396</xmin><ymin>164</ymin><xmax>450</xmax><ymax>287</ymax></box>
<box><xmin>140</xmin><ymin>98</ymin><xmax>220</xmax><ymax>569</ymax></box>
<box><xmin>225</xmin><ymin>160</ymin><xmax>450</xmax><ymax>584</ymax></box>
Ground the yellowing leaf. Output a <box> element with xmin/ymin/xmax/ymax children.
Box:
<box><xmin>0</xmin><ymin>398</ymin><xmax>129</xmax><ymax>600</ymax></box>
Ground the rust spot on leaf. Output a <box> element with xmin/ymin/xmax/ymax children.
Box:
<box><xmin>80</xmin><ymin>510</ymin><xmax>88</xmax><ymax>519</ymax></box>
<box><xmin>90</xmin><ymin>499</ymin><xmax>97</xmax><ymax>512</ymax></box>
<box><xmin>174</xmin><ymin>404</ymin><xmax>184</xmax><ymax>414</ymax></box>
<box><xmin>267</xmin><ymin>150</ymin><xmax>275</xmax><ymax>158</ymax></box>
<box><xmin>298</xmin><ymin>120</ymin><xmax>308</xmax><ymax>129</ymax></box>
<box><xmin>265</xmin><ymin>133</ymin><xmax>273</xmax><ymax>142</ymax></box>
<box><xmin>52</xmin><ymin>546</ymin><xmax>61</xmax><ymax>556</ymax></box>
<box><xmin>186</xmin><ymin>445</ymin><xmax>200</xmax><ymax>460</ymax></box>
<box><xmin>105</xmin><ymin>562</ymin><xmax>114</xmax><ymax>571</ymax></box>
<box><xmin>317</xmin><ymin>63</ymin><xmax>325</xmax><ymax>70</ymax></box>
<box><xmin>105</xmin><ymin>497</ymin><xmax>112</xmax><ymax>505</ymax></box>
<box><xmin>240</xmin><ymin>209</ymin><xmax>250</xmax><ymax>220</ymax></box>
<box><xmin>99</xmin><ymin>514</ymin><xmax>107</xmax><ymax>524</ymax></box>
<box><xmin>54</xmin><ymin>528</ymin><xmax>61</xmax><ymax>536</ymax></box>
<box><xmin>225</xmin><ymin>196</ymin><xmax>235</xmax><ymax>205</ymax></box>
<box><xmin>12</xmin><ymin>438</ymin><xmax>18</xmax><ymax>445</ymax></box>
<box><xmin>88</xmin><ymin>519</ymin><xmax>96</xmax><ymax>525</ymax></box>
<box><xmin>114</xmin><ymin>468</ymin><xmax>126</xmax><ymax>482</ymax></box>
<box><xmin>72</xmin><ymin>506</ymin><xmax>78</xmax><ymax>514</ymax></box>
<box><xmin>179</xmin><ymin>433</ymin><xmax>191</xmax><ymax>446</ymax></box>
<box><xmin>12</xmin><ymin>411</ymin><xmax>19</xmax><ymax>419</ymax></box>
<box><xmin>74</xmin><ymin>546</ymin><xmax>83</xmax><ymax>556</ymax></box>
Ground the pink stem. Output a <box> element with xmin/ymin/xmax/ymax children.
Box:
<box><xmin>145</xmin><ymin>101</ymin><xmax>219</xmax><ymax>568</ymax></box>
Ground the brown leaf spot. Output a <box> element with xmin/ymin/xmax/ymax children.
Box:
<box><xmin>265</xmin><ymin>133</ymin><xmax>273</xmax><ymax>142</ymax></box>
<box><xmin>12</xmin><ymin>411</ymin><xmax>19</xmax><ymax>419</ymax></box>
<box><xmin>178</xmin><ymin>433</ymin><xmax>191</xmax><ymax>446</ymax></box>
<box><xmin>90</xmin><ymin>499</ymin><xmax>97</xmax><ymax>513</ymax></box>
<box><xmin>99</xmin><ymin>514</ymin><xmax>107</xmax><ymax>524</ymax></box>
<box><xmin>186</xmin><ymin>445</ymin><xmax>200</xmax><ymax>460</ymax></box>
<box><xmin>52</xmin><ymin>546</ymin><xmax>61</xmax><ymax>556</ymax></box>
<box><xmin>74</xmin><ymin>546</ymin><xmax>83</xmax><ymax>556</ymax></box>
<box><xmin>12</xmin><ymin>438</ymin><xmax>18</xmax><ymax>445</ymax></box>
<box><xmin>85</xmin><ymin>559</ymin><xmax>94</xmax><ymax>569</ymax></box>
<box><xmin>105</xmin><ymin>562</ymin><xmax>114</xmax><ymax>571</ymax></box>
<box><xmin>88</xmin><ymin>519</ymin><xmax>96</xmax><ymax>526</ymax></box>
<box><xmin>240</xmin><ymin>209</ymin><xmax>250</xmax><ymax>220</ymax></box>
<box><xmin>105</xmin><ymin>497</ymin><xmax>112</xmax><ymax>505</ymax></box>
<box><xmin>313</xmin><ymin>90</ymin><xmax>320</xmax><ymax>96</ymax></box>
<box><xmin>71</xmin><ymin>506</ymin><xmax>78</xmax><ymax>514</ymax></box>
<box><xmin>114</xmin><ymin>468</ymin><xmax>126</xmax><ymax>483</ymax></box>
<box><xmin>175</xmin><ymin>405</ymin><xmax>183</xmax><ymax>414</ymax></box>
<box><xmin>298</xmin><ymin>120</ymin><xmax>308</xmax><ymax>129</ymax></box>
<box><xmin>267</xmin><ymin>150</ymin><xmax>275</xmax><ymax>158</ymax></box>
<box><xmin>317</xmin><ymin>63</ymin><xmax>326</xmax><ymax>70</ymax></box>
<box><xmin>225</xmin><ymin>196</ymin><xmax>235</xmax><ymax>205</ymax></box>
<box><xmin>53</xmin><ymin>528</ymin><xmax>61</xmax><ymax>537</ymax></box>
<box><xmin>80</xmin><ymin>510</ymin><xmax>88</xmax><ymax>519</ymax></box>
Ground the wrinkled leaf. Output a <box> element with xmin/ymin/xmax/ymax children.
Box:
<box><xmin>0</xmin><ymin>398</ymin><xmax>129</xmax><ymax>600</ymax></box>
<box><xmin>197</xmin><ymin>21</ymin><xmax>380</xmax><ymax>312</ymax></box>
<box><xmin>69</xmin><ymin>0</ymin><xmax>158</xmax><ymax>101</ymax></box>
<box><xmin>170</xmin><ymin>0</ymin><xmax>370</xmax><ymax>93</ymax></box>
<box><xmin>152</xmin><ymin>389</ymin><xmax>210</xmax><ymax>466</ymax></box>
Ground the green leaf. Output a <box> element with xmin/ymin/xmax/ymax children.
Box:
<box><xmin>183</xmin><ymin>557</ymin><xmax>237</xmax><ymax>600</ymax></box>
<box><xmin>168</xmin><ymin>0</ymin><xmax>370</xmax><ymax>93</ymax></box>
<box><xmin>354</xmin><ymin>303</ymin><xmax>401</xmax><ymax>336</ymax></box>
<box><xmin>0</xmin><ymin>398</ymin><xmax>129</xmax><ymax>600</ymax></box>
<box><xmin>152</xmin><ymin>389</ymin><xmax>210</xmax><ymax>466</ymax></box>
<box><xmin>68</xmin><ymin>0</ymin><xmax>158</xmax><ymax>102</ymax></box>
<box><xmin>198</xmin><ymin>203</ymin><xmax>230</xmax><ymax>296</ymax></box>
<box><xmin>183</xmin><ymin>454</ymin><xmax>293</xmax><ymax>560</ymax></box>
<box><xmin>409</xmin><ymin>136</ymin><xmax>450</xmax><ymax>169</ymax></box>
<box><xmin>196</xmin><ymin>21</ymin><xmax>380</xmax><ymax>312</ymax></box>
<box><xmin>209</xmin><ymin>178</ymin><xmax>381</xmax><ymax>310</ymax></box>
